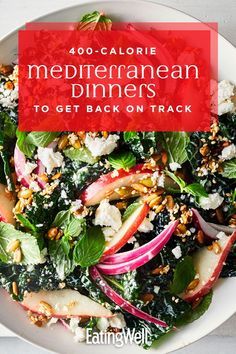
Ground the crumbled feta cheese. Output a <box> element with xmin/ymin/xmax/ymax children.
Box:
<box><xmin>85</xmin><ymin>134</ymin><xmax>119</xmax><ymax>157</ymax></box>
<box><xmin>171</xmin><ymin>245</ymin><xmax>182</xmax><ymax>259</ymax></box>
<box><xmin>216</xmin><ymin>231</ymin><xmax>227</xmax><ymax>240</ymax></box>
<box><xmin>220</xmin><ymin>144</ymin><xmax>236</xmax><ymax>161</ymax></box>
<box><xmin>127</xmin><ymin>236</ymin><xmax>136</xmax><ymax>244</ymax></box>
<box><xmin>69</xmin><ymin>318</ymin><xmax>81</xmax><ymax>332</ymax></box>
<box><xmin>218</xmin><ymin>80</ymin><xmax>235</xmax><ymax>116</ymax></box>
<box><xmin>138</xmin><ymin>218</ymin><xmax>154</xmax><ymax>233</ymax></box>
<box><xmin>94</xmin><ymin>199</ymin><xmax>122</xmax><ymax>231</ymax></box>
<box><xmin>169</xmin><ymin>162</ymin><xmax>181</xmax><ymax>171</ymax></box>
<box><xmin>37</xmin><ymin>147</ymin><xmax>64</xmax><ymax>174</ymax></box>
<box><xmin>29</xmin><ymin>180</ymin><xmax>41</xmax><ymax>192</ymax></box>
<box><xmin>157</xmin><ymin>173</ymin><xmax>165</xmax><ymax>188</ymax></box>
<box><xmin>109</xmin><ymin>313</ymin><xmax>126</xmax><ymax>329</ymax></box>
<box><xmin>24</xmin><ymin>162</ymin><xmax>37</xmax><ymax>175</ymax></box>
<box><xmin>70</xmin><ymin>199</ymin><xmax>83</xmax><ymax>212</ymax></box>
<box><xmin>102</xmin><ymin>227</ymin><xmax>116</xmax><ymax>242</ymax></box>
<box><xmin>138</xmin><ymin>211</ymin><xmax>155</xmax><ymax>233</ymax></box>
<box><xmin>199</xmin><ymin>193</ymin><xmax>224</xmax><ymax>210</ymax></box>
<box><xmin>154</xmin><ymin>285</ymin><xmax>160</xmax><ymax>294</ymax></box>
<box><xmin>73</xmin><ymin>327</ymin><xmax>86</xmax><ymax>342</ymax></box>
<box><xmin>47</xmin><ymin>317</ymin><xmax>58</xmax><ymax>327</ymax></box>
<box><xmin>97</xmin><ymin>317</ymin><xmax>110</xmax><ymax>332</ymax></box>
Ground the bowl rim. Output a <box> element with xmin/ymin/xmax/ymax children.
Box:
<box><xmin>0</xmin><ymin>1</ymin><xmax>235</xmax><ymax>353</ymax></box>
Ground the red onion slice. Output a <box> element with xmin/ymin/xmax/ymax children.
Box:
<box><xmin>89</xmin><ymin>266</ymin><xmax>168</xmax><ymax>328</ymax></box>
<box><xmin>102</xmin><ymin>220</ymin><xmax>178</xmax><ymax>266</ymax></box>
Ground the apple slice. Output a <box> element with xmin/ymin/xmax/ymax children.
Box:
<box><xmin>80</xmin><ymin>164</ymin><xmax>154</xmax><ymax>206</ymax></box>
<box><xmin>0</xmin><ymin>183</ymin><xmax>15</xmax><ymax>225</ymax></box>
<box><xmin>102</xmin><ymin>202</ymin><xmax>149</xmax><ymax>257</ymax></box>
<box><xmin>182</xmin><ymin>230</ymin><xmax>236</xmax><ymax>303</ymax></box>
<box><xmin>22</xmin><ymin>289</ymin><xmax>113</xmax><ymax>318</ymax></box>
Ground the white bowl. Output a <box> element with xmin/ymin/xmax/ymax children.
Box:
<box><xmin>0</xmin><ymin>1</ymin><xmax>236</xmax><ymax>353</ymax></box>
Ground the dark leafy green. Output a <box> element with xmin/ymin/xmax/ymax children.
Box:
<box><xmin>170</xmin><ymin>256</ymin><xmax>196</xmax><ymax>294</ymax></box>
<box><xmin>73</xmin><ymin>226</ymin><xmax>105</xmax><ymax>267</ymax></box>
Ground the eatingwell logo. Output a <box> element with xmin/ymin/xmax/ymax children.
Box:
<box><xmin>86</xmin><ymin>328</ymin><xmax>149</xmax><ymax>347</ymax></box>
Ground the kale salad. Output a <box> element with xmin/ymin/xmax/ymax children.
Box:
<box><xmin>0</xmin><ymin>11</ymin><xmax>236</xmax><ymax>349</ymax></box>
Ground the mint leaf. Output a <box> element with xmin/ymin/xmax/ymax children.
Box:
<box><xmin>53</xmin><ymin>210</ymin><xmax>71</xmax><ymax>229</ymax></box>
<box><xmin>165</xmin><ymin>171</ymin><xmax>186</xmax><ymax>191</ymax></box>
<box><xmin>170</xmin><ymin>256</ymin><xmax>196</xmax><ymax>294</ymax></box>
<box><xmin>177</xmin><ymin>291</ymin><xmax>213</xmax><ymax>325</ymax></box>
<box><xmin>185</xmin><ymin>183</ymin><xmax>208</xmax><ymax>198</ymax></box>
<box><xmin>166</xmin><ymin>171</ymin><xmax>208</xmax><ymax>199</ymax></box>
<box><xmin>222</xmin><ymin>159</ymin><xmax>236</xmax><ymax>179</ymax></box>
<box><xmin>158</xmin><ymin>132</ymin><xmax>190</xmax><ymax>165</ymax></box>
<box><xmin>78</xmin><ymin>11</ymin><xmax>112</xmax><ymax>31</ymax></box>
<box><xmin>16</xmin><ymin>214</ymin><xmax>37</xmax><ymax>234</ymax></box>
<box><xmin>65</xmin><ymin>217</ymin><xmax>86</xmax><ymax>238</ymax></box>
<box><xmin>0</xmin><ymin>112</ymin><xmax>16</xmax><ymax>139</ymax></box>
<box><xmin>123</xmin><ymin>132</ymin><xmax>139</xmax><ymax>142</ymax></box>
<box><xmin>16</xmin><ymin>131</ymin><xmax>35</xmax><ymax>158</ymax></box>
<box><xmin>108</xmin><ymin>151</ymin><xmax>136</xmax><ymax>171</ymax></box>
<box><xmin>73</xmin><ymin>226</ymin><xmax>105</xmax><ymax>267</ymax></box>
<box><xmin>49</xmin><ymin>239</ymin><xmax>74</xmax><ymax>280</ymax></box>
<box><xmin>64</xmin><ymin>147</ymin><xmax>98</xmax><ymax>165</ymax></box>
<box><xmin>123</xmin><ymin>202</ymin><xmax>140</xmax><ymax>221</ymax></box>
<box><xmin>26</xmin><ymin>132</ymin><xmax>59</xmax><ymax>147</ymax></box>
<box><xmin>0</xmin><ymin>222</ymin><xmax>42</xmax><ymax>265</ymax></box>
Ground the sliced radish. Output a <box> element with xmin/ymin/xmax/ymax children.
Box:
<box><xmin>89</xmin><ymin>266</ymin><xmax>168</xmax><ymax>327</ymax></box>
<box><xmin>102</xmin><ymin>220</ymin><xmax>178</xmax><ymax>265</ymax></box>
<box><xmin>0</xmin><ymin>183</ymin><xmax>15</xmax><ymax>225</ymax></box>
<box><xmin>192</xmin><ymin>208</ymin><xmax>219</xmax><ymax>239</ymax></box>
<box><xmin>35</xmin><ymin>160</ymin><xmax>46</xmax><ymax>189</ymax></box>
<box><xmin>80</xmin><ymin>164</ymin><xmax>154</xmax><ymax>206</ymax></box>
<box><xmin>22</xmin><ymin>289</ymin><xmax>113</xmax><ymax>318</ymax></box>
<box><xmin>208</xmin><ymin>222</ymin><xmax>235</xmax><ymax>235</ymax></box>
<box><xmin>102</xmin><ymin>202</ymin><xmax>149</xmax><ymax>257</ymax></box>
<box><xmin>182</xmin><ymin>230</ymin><xmax>236</xmax><ymax>302</ymax></box>
<box><xmin>14</xmin><ymin>145</ymin><xmax>32</xmax><ymax>187</ymax></box>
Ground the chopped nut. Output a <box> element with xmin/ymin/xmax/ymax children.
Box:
<box><xmin>39</xmin><ymin>301</ymin><xmax>53</xmax><ymax>316</ymax></box>
<box><xmin>186</xmin><ymin>279</ymin><xmax>199</xmax><ymax>292</ymax></box>
<box><xmin>14</xmin><ymin>200</ymin><xmax>24</xmax><ymax>214</ymax></box>
<box><xmin>175</xmin><ymin>224</ymin><xmax>187</xmax><ymax>235</ymax></box>
<box><xmin>47</xmin><ymin>227</ymin><xmax>59</xmax><ymax>240</ymax></box>
<box><xmin>28</xmin><ymin>311</ymin><xmax>49</xmax><ymax>327</ymax></box>
<box><xmin>166</xmin><ymin>195</ymin><xmax>175</xmax><ymax>210</ymax></box>
<box><xmin>131</xmin><ymin>183</ymin><xmax>148</xmax><ymax>194</ymax></box>
<box><xmin>151</xmin><ymin>265</ymin><xmax>170</xmax><ymax>275</ymax></box>
<box><xmin>13</xmin><ymin>248</ymin><xmax>22</xmax><ymax>263</ymax></box>
<box><xmin>18</xmin><ymin>188</ymin><xmax>33</xmax><ymax>199</ymax></box>
<box><xmin>149</xmin><ymin>196</ymin><xmax>162</xmax><ymax>208</ymax></box>
<box><xmin>57</xmin><ymin>135</ymin><xmax>69</xmax><ymax>150</ymax></box>
<box><xmin>196</xmin><ymin>230</ymin><xmax>205</xmax><ymax>244</ymax></box>
<box><xmin>77</xmin><ymin>131</ymin><xmax>86</xmax><ymax>140</ymax></box>
<box><xmin>212</xmin><ymin>241</ymin><xmax>222</xmax><ymax>255</ymax></box>
<box><xmin>199</xmin><ymin>145</ymin><xmax>209</xmax><ymax>156</ymax></box>
<box><xmin>4</xmin><ymin>81</ymin><xmax>14</xmax><ymax>90</ymax></box>
<box><xmin>140</xmin><ymin>293</ymin><xmax>154</xmax><ymax>303</ymax></box>
<box><xmin>72</xmin><ymin>140</ymin><xmax>81</xmax><ymax>149</ymax></box>
<box><xmin>115</xmin><ymin>201</ymin><xmax>127</xmax><ymax>210</ymax></box>
<box><xmin>6</xmin><ymin>239</ymin><xmax>20</xmax><ymax>253</ymax></box>
<box><xmin>51</xmin><ymin>172</ymin><xmax>62</xmax><ymax>180</ymax></box>
<box><xmin>39</xmin><ymin>173</ymin><xmax>49</xmax><ymax>183</ymax></box>
<box><xmin>161</xmin><ymin>151</ymin><xmax>168</xmax><ymax>165</ymax></box>
<box><xmin>12</xmin><ymin>281</ymin><xmax>18</xmax><ymax>296</ymax></box>
<box><xmin>102</xmin><ymin>131</ymin><xmax>109</xmax><ymax>138</ymax></box>
<box><xmin>0</xmin><ymin>64</ymin><xmax>13</xmax><ymax>76</ymax></box>
<box><xmin>154</xmin><ymin>204</ymin><xmax>165</xmax><ymax>214</ymax></box>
